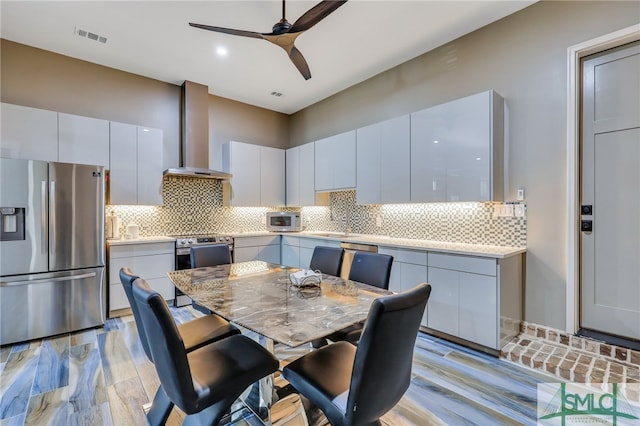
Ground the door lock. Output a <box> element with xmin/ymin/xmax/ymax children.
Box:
<box><xmin>581</xmin><ymin>220</ymin><xmax>593</xmax><ymax>232</ymax></box>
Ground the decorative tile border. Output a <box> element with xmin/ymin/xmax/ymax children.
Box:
<box><xmin>107</xmin><ymin>178</ymin><xmax>526</xmax><ymax>247</ymax></box>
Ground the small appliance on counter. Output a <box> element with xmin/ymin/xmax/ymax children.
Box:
<box><xmin>266</xmin><ymin>211</ymin><xmax>302</xmax><ymax>232</ymax></box>
<box><xmin>126</xmin><ymin>223</ymin><xmax>139</xmax><ymax>239</ymax></box>
<box><xmin>106</xmin><ymin>215</ymin><xmax>121</xmax><ymax>239</ymax></box>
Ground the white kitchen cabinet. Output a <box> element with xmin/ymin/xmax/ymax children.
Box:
<box><xmin>223</xmin><ymin>141</ymin><xmax>285</xmax><ymax>206</ymax></box>
<box><xmin>314</xmin><ymin>130</ymin><xmax>356</xmax><ymax>192</ymax></box>
<box><xmin>108</xmin><ymin>241</ymin><xmax>174</xmax><ymax>314</ymax></box>
<box><xmin>234</xmin><ymin>235</ymin><xmax>281</xmax><ymax>264</ymax></box>
<box><xmin>410</xmin><ymin>90</ymin><xmax>504</xmax><ymax>202</ymax></box>
<box><xmin>425</xmin><ymin>251</ymin><xmax>524</xmax><ymax>351</ymax></box>
<box><xmin>0</xmin><ymin>103</ymin><xmax>58</xmax><ymax>161</ymax></box>
<box><xmin>58</xmin><ymin>113</ymin><xmax>110</xmax><ymax>168</ymax></box>
<box><xmin>379</xmin><ymin>246</ymin><xmax>428</xmax><ymax>325</ymax></box>
<box><xmin>109</xmin><ymin>122</ymin><xmax>163</xmax><ymax>205</ymax></box>
<box><xmin>357</xmin><ymin>115</ymin><xmax>411</xmax><ymax>204</ymax></box>
<box><xmin>281</xmin><ymin>236</ymin><xmax>300</xmax><ymax>267</ymax></box>
<box><xmin>286</xmin><ymin>142</ymin><xmax>325</xmax><ymax>206</ymax></box>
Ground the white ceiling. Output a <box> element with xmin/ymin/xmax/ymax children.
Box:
<box><xmin>1</xmin><ymin>1</ymin><xmax>535</xmax><ymax>114</ymax></box>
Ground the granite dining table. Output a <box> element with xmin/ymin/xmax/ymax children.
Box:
<box><xmin>167</xmin><ymin>260</ymin><xmax>392</xmax><ymax>425</ymax></box>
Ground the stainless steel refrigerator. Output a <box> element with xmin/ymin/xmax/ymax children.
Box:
<box><xmin>0</xmin><ymin>158</ymin><xmax>105</xmax><ymax>345</ymax></box>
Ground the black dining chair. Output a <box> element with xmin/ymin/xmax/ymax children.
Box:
<box><xmin>190</xmin><ymin>244</ymin><xmax>232</xmax><ymax>314</ymax></box>
<box><xmin>119</xmin><ymin>268</ymin><xmax>240</xmax><ymax>425</ymax></box>
<box><xmin>283</xmin><ymin>283</ymin><xmax>431</xmax><ymax>426</ymax></box>
<box><xmin>309</xmin><ymin>246</ymin><xmax>344</xmax><ymax>276</ymax></box>
<box><xmin>314</xmin><ymin>251</ymin><xmax>394</xmax><ymax>347</ymax></box>
<box><xmin>132</xmin><ymin>277</ymin><xmax>279</xmax><ymax>426</ymax></box>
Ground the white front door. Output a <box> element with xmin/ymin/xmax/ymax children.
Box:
<box><xmin>580</xmin><ymin>41</ymin><xmax>640</xmax><ymax>339</ymax></box>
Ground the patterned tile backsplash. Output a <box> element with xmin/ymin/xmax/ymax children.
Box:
<box><xmin>106</xmin><ymin>177</ymin><xmax>526</xmax><ymax>247</ymax></box>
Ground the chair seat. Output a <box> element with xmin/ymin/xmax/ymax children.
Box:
<box><xmin>188</xmin><ymin>334</ymin><xmax>279</xmax><ymax>409</ymax></box>
<box><xmin>283</xmin><ymin>341</ymin><xmax>356</xmax><ymax>422</ymax></box>
<box><xmin>178</xmin><ymin>314</ymin><xmax>239</xmax><ymax>353</ymax></box>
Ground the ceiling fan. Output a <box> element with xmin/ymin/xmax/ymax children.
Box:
<box><xmin>189</xmin><ymin>0</ymin><xmax>348</xmax><ymax>80</ymax></box>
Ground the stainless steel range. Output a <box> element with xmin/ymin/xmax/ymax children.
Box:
<box><xmin>173</xmin><ymin>234</ymin><xmax>234</xmax><ymax>307</ymax></box>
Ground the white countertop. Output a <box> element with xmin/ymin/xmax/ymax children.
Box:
<box><xmin>234</xmin><ymin>231</ymin><xmax>525</xmax><ymax>259</ymax></box>
<box><xmin>107</xmin><ymin>236</ymin><xmax>176</xmax><ymax>246</ymax></box>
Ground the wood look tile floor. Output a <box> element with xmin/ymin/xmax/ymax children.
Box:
<box><xmin>0</xmin><ymin>307</ymin><xmax>556</xmax><ymax>426</ymax></box>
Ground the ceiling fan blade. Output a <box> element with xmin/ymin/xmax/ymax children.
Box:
<box><xmin>289</xmin><ymin>46</ymin><xmax>311</xmax><ymax>80</ymax></box>
<box><xmin>189</xmin><ymin>23</ymin><xmax>263</xmax><ymax>39</ymax></box>
<box><xmin>289</xmin><ymin>0</ymin><xmax>348</xmax><ymax>33</ymax></box>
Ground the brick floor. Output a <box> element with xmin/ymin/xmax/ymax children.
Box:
<box><xmin>501</xmin><ymin>322</ymin><xmax>640</xmax><ymax>403</ymax></box>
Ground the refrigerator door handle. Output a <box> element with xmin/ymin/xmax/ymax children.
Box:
<box><xmin>49</xmin><ymin>180</ymin><xmax>55</xmax><ymax>253</ymax></box>
<box><xmin>0</xmin><ymin>272</ymin><xmax>96</xmax><ymax>287</ymax></box>
<box><xmin>41</xmin><ymin>180</ymin><xmax>47</xmax><ymax>254</ymax></box>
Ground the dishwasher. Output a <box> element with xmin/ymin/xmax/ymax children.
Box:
<box><xmin>340</xmin><ymin>242</ymin><xmax>378</xmax><ymax>279</ymax></box>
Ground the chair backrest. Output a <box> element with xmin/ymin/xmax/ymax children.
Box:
<box><xmin>190</xmin><ymin>244</ymin><xmax>232</xmax><ymax>268</ymax></box>
<box><xmin>309</xmin><ymin>246</ymin><xmax>344</xmax><ymax>276</ymax></box>
<box><xmin>346</xmin><ymin>283</ymin><xmax>431</xmax><ymax>425</ymax></box>
<box><xmin>132</xmin><ymin>278</ymin><xmax>198</xmax><ymax>412</ymax></box>
<box><xmin>348</xmin><ymin>252</ymin><xmax>393</xmax><ymax>289</ymax></box>
<box><xmin>119</xmin><ymin>267</ymin><xmax>153</xmax><ymax>361</ymax></box>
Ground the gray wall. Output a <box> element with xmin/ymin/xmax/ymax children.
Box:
<box><xmin>288</xmin><ymin>1</ymin><xmax>640</xmax><ymax>330</ymax></box>
<box><xmin>0</xmin><ymin>39</ymin><xmax>289</xmax><ymax>172</ymax></box>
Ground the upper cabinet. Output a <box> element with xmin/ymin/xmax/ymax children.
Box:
<box><xmin>286</xmin><ymin>142</ymin><xmax>326</xmax><ymax>206</ymax></box>
<box><xmin>314</xmin><ymin>130</ymin><xmax>356</xmax><ymax>192</ymax></box>
<box><xmin>58</xmin><ymin>113</ymin><xmax>110</xmax><ymax>168</ymax></box>
<box><xmin>1</xmin><ymin>103</ymin><xmax>58</xmax><ymax>161</ymax></box>
<box><xmin>356</xmin><ymin>115</ymin><xmax>411</xmax><ymax>204</ymax></box>
<box><xmin>223</xmin><ymin>141</ymin><xmax>285</xmax><ymax>206</ymax></box>
<box><xmin>109</xmin><ymin>122</ymin><xmax>163</xmax><ymax>205</ymax></box>
<box><xmin>410</xmin><ymin>90</ymin><xmax>504</xmax><ymax>202</ymax></box>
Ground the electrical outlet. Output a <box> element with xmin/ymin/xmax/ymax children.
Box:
<box><xmin>514</xmin><ymin>204</ymin><xmax>526</xmax><ymax>218</ymax></box>
<box><xmin>376</xmin><ymin>214</ymin><xmax>382</xmax><ymax>228</ymax></box>
<box><xmin>504</xmin><ymin>204</ymin><xmax>514</xmax><ymax>217</ymax></box>
<box><xmin>493</xmin><ymin>205</ymin><xmax>502</xmax><ymax>218</ymax></box>
<box><xmin>517</xmin><ymin>188</ymin><xmax>525</xmax><ymax>201</ymax></box>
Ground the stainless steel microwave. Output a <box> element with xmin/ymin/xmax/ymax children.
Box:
<box><xmin>266</xmin><ymin>212</ymin><xmax>302</xmax><ymax>232</ymax></box>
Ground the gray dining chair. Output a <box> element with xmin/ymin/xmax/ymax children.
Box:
<box><xmin>309</xmin><ymin>246</ymin><xmax>344</xmax><ymax>276</ymax></box>
<box><xmin>132</xmin><ymin>277</ymin><xmax>279</xmax><ymax>426</ymax></box>
<box><xmin>119</xmin><ymin>267</ymin><xmax>240</xmax><ymax>425</ymax></box>
<box><xmin>314</xmin><ymin>251</ymin><xmax>394</xmax><ymax>347</ymax></box>
<box><xmin>283</xmin><ymin>283</ymin><xmax>431</xmax><ymax>426</ymax></box>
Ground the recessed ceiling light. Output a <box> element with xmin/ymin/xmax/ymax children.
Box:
<box><xmin>475</xmin><ymin>157</ymin><xmax>481</xmax><ymax>161</ymax></box>
<box><xmin>216</xmin><ymin>47</ymin><xmax>228</xmax><ymax>56</ymax></box>
<box><xmin>142</xmin><ymin>128</ymin><xmax>150</xmax><ymax>132</ymax></box>
<box><xmin>433</xmin><ymin>140</ymin><xmax>439</xmax><ymax>144</ymax></box>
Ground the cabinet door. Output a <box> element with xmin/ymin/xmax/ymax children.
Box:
<box><xmin>234</xmin><ymin>246</ymin><xmax>259</xmax><ymax>262</ymax></box>
<box><xmin>259</xmin><ymin>244</ymin><xmax>281</xmax><ymax>264</ymax></box>
<box><xmin>380</xmin><ymin>115</ymin><xmax>411</xmax><ymax>204</ymax></box>
<box><xmin>281</xmin><ymin>244</ymin><xmax>300</xmax><ymax>268</ymax></box>
<box><xmin>314</xmin><ymin>136</ymin><xmax>333</xmax><ymax>191</ymax></box>
<box><xmin>299</xmin><ymin>247</ymin><xmax>314</xmax><ymax>270</ymax></box>
<box><xmin>58</xmin><ymin>113</ymin><xmax>109</xmax><ymax>168</ymax></box>
<box><xmin>224</xmin><ymin>141</ymin><xmax>261</xmax><ymax>206</ymax></box>
<box><xmin>401</xmin><ymin>263</ymin><xmax>429</xmax><ymax>327</ymax></box>
<box><xmin>444</xmin><ymin>91</ymin><xmax>492</xmax><ymax>202</ymax></box>
<box><xmin>298</xmin><ymin>142</ymin><xmax>316</xmax><ymax>206</ymax></box>
<box><xmin>426</xmin><ymin>267</ymin><xmax>459</xmax><ymax>336</ymax></box>
<box><xmin>332</xmin><ymin>131</ymin><xmax>357</xmax><ymax>190</ymax></box>
<box><xmin>0</xmin><ymin>103</ymin><xmax>58</xmax><ymax>161</ymax></box>
<box><xmin>410</xmin><ymin>107</ymin><xmax>447</xmax><ymax>202</ymax></box>
<box><xmin>109</xmin><ymin>122</ymin><xmax>138</xmax><ymax>205</ymax></box>
<box><xmin>459</xmin><ymin>272</ymin><xmax>498</xmax><ymax>348</ymax></box>
<box><xmin>286</xmin><ymin>146</ymin><xmax>300</xmax><ymax>206</ymax></box>
<box><xmin>260</xmin><ymin>146</ymin><xmax>285</xmax><ymax>206</ymax></box>
<box><xmin>356</xmin><ymin>123</ymin><xmax>382</xmax><ymax>204</ymax></box>
<box><xmin>137</xmin><ymin>126</ymin><xmax>163</xmax><ymax>205</ymax></box>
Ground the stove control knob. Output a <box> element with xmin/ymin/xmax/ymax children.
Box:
<box><xmin>226</xmin><ymin>237</ymin><xmax>231</xmax><ymax>242</ymax></box>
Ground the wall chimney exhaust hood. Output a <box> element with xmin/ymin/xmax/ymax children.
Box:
<box><xmin>163</xmin><ymin>81</ymin><xmax>232</xmax><ymax>180</ymax></box>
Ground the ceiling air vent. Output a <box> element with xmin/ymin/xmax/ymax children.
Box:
<box><xmin>270</xmin><ymin>91</ymin><xmax>284</xmax><ymax>97</ymax></box>
<box><xmin>75</xmin><ymin>27</ymin><xmax>107</xmax><ymax>44</ymax></box>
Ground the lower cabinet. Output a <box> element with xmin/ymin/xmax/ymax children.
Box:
<box><xmin>426</xmin><ymin>252</ymin><xmax>523</xmax><ymax>351</ymax></box>
<box><xmin>108</xmin><ymin>241</ymin><xmax>175</xmax><ymax>314</ymax></box>
<box><xmin>234</xmin><ymin>235</ymin><xmax>281</xmax><ymax>264</ymax></box>
<box><xmin>281</xmin><ymin>236</ymin><xmax>301</xmax><ymax>267</ymax></box>
<box><xmin>379</xmin><ymin>246</ymin><xmax>428</xmax><ymax>325</ymax></box>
